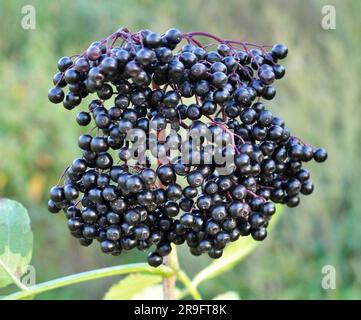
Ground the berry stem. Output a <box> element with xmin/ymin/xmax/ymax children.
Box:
<box><xmin>163</xmin><ymin>246</ymin><xmax>179</xmax><ymax>300</ymax></box>
<box><xmin>188</xmin><ymin>36</ymin><xmax>204</xmax><ymax>48</ymax></box>
<box><xmin>162</xmin><ymin>245</ymin><xmax>202</xmax><ymax>300</ymax></box>
<box><xmin>292</xmin><ymin>135</ymin><xmax>314</xmax><ymax>148</ymax></box>
<box><xmin>247</xmin><ymin>190</ymin><xmax>266</xmax><ymax>201</ymax></box>
<box><xmin>56</xmin><ymin>166</ymin><xmax>69</xmax><ymax>186</ymax></box>
<box><xmin>183</xmin><ymin>31</ymin><xmax>225</xmax><ymax>44</ymax></box>
<box><xmin>3</xmin><ymin>263</ymin><xmax>174</xmax><ymax>300</ymax></box>
<box><xmin>183</xmin><ymin>32</ymin><xmax>272</xmax><ymax>49</ymax></box>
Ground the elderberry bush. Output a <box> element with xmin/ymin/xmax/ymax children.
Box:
<box><xmin>47</xmin><ymin>28</ymin><xmax>327</xmax><ymax>267</ymax></box>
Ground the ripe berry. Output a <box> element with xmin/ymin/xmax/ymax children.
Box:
<box><xmin>210</xmin><ymin>204</ymin><xmax>227</xmax><ymax>221</ymax></box>
<box><xmin>87</xmin><ymin>45</ymin><xmax>102</xmax><ymax>61</ymax></box>
<box><xmin>261</xmin><ymin>202</ymin><xmax>276</xmax><ymax>216</ymax></box>
<box><xmin>144</xmin><ymin>32</ymin><xmax>162</xmax><ymax>48</ymax></box>
<box><xmin>252</xmin><ymin>227</ymin><xmax>267</xmax><ymax>241</ymax></box>
<box><xmin>63</xmin><ymin>184</ymin><xmax>79</xmax><ymax>200</ymax></box>
<box><xmin>48</xmin><ymin>200</ymin><xmax>60</xmax><ymax>213</ymax></box>
<box><xmin>157</xmin><ymin>242</ymin><xmax>172</xmax><ymax>256</ymax></box>
<box><xmin>187</xmin><ymin>171</ymin><xmax>204</xmax><ymax>188</ymax></box>
<box><xmin>50</xmin><ymin>186</ymin><xmax>64</xmax><ymax>202</ymax></box>
<box><xmin>301</xmin><ymin>181</ymin><xmax>314</xmax><ymax>195</ymax></box>
<box><xmin>57</xmin><ymin>56</ymin><xmax>73</xmax><ymax>72</ymax></box>
<box><xmin>157</xmin><ymin>165</ymin><xmax>175</xmax><ymax>185</ymax></box>
<box><xmin>186</xmin><ymin>104</ymin><xmax>201</xmax><ymax>120</ymax></box>
<box><xmin>262</xmin><ymin>86</ymin><xmax>276</xmax><ymax>100</ymax></box>
<box><xmin>273</xmin><ymin>64</ymin><xmax>286</xmax><ymax>79</ymax></box>
<box><xmin>165</xmin><ymin>28</ymin><xmax>182</xmax><ymax>44</ymax></box>
<box><xmin>100</xmin><ymin>240</ymin><xmax>116</xmax><ymax>253</ymax></box>
<box><xmin>125</xmin><ymin>175</ymin><xmax>144</xmax><ymax>193</ymax></box>
<box><xmin>313</xmin><ymin>147</ymin><xmax>328</xmax><ymax>162</ymax></box>
<box><xmin>163</xmin><ymin>201</ymin><xmax>180</xmax><ymax>217</ymax></box>
<box><xmin>134</xmin><ymin>225</ymin><xmax>150</xmax><ymax>240</ymax></box>
<box><xmin>72</xmin><ymin>158</ymin><xmax>87</xmax><ymax>174</ymax></box>
<box><xmin>271</xmin><ymin>44</ymin><xmax>288</xmax><ymax>59</ymax></box>
<box><xmin>48</xmin><ymin>86</ymin><xmax>65</xmax><ymax>104</ymax></box>
<box><xmin>67</xmin><ymin>217</ymin><xmax>83</xmax><ymax>231</ymax></box>
<box><xmin>228</xmin><ymin>202</ymin><xmax>246</xmax><ymax>218</ymax></box>
<box><xmin>90</xmin><ymin>136</ymin><xmax>108</xmax><ymax>152</ymax></box>
<box><xmin>147</xmin><ymin>252</ymin><xmax>163</xmax><ymax>267</ymax></box>
<box><xmin>76</xmin><ymin>112</ymin><xmax>91</xmax><ymax>126</ymax></box>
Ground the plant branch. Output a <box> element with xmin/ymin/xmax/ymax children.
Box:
<box><xmin>161</xmin><ymin>245</ymin><xmax>203</xmax><ymax>300</ymax></box>
<box><xmin>163</xmin><ymin>255</ymin><xmax>177</xmax><ymax>300</ymax></box>
<box><xmin>162</xmin><ymin>245</ymin><xmax>202</xmax><ymax>300</ymax></box>
<box><xmin>177</xmin><ymin>270</ymin><xmax>202</xmax><ymax>300</ymax></box>
<box><xmin>3</xmin><ymin>263</ymin><xmax>174</xmax><ymax>300</ymax></box>
<box><xmin>163</xmin><ymin>245</ymin><xmax>180</xmax><ymax>300</ymax></box>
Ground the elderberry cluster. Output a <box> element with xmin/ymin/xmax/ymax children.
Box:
<box><xmin>47</xmin><ymin>28</ymin><xmax>327</xmax><ymax>267</ymax></box>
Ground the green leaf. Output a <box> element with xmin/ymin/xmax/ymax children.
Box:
<box><xmin>103</xmin><ymin>273</ymin><xmax>163</xmax><ymax>300</ymax></box>
<box><xmin>133</xmin><ymin>284</ymin><xmax>182</xmax><ymax>300</ymax></box>
<box><xmin>0</xmin><ymin>199</ymin><xmax>33</xmax><ymax>289</ymax></box>
<box><xmin>212</xmin><ymin>291</ymin><xmax>240</xmax><ymax>300</ymax></box>
<box><xmin>133</xmin><ymin>284</ymin><xmax>165</xmax><ymax>300</ymax></box>
<box><xmin>192</xmin><ymin>205</ymin><xmax>283</xmax><ymax>288</ymax></box>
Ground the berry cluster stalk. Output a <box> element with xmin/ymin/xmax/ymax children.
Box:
<box><xmin>163</xmin><ymin>246</ymin><xmax>179</xmax><ymax>299</ymax></box>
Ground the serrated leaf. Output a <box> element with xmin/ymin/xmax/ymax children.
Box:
<box><xmin>103</xmin><ymin>273</ymin><xmax>162</xmax><ymax>300</ymax></box>
<box><xmin>0</xmin><ymin>199</ymin><xmax>33</xmax><ymax>288</ymax></box>
<box><xmin>212</xmin><ymin>291</ymin><xmax>240</xmax><ymax>300</ymax></box>
<box><xmin>192</xmin><ymin>205</ymin><xmax>283</xmax><ymax>288</ymax></box>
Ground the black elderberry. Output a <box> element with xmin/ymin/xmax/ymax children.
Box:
<box><xmin>301</xmin><ymin>181</ymin><xmax>314</xmax><ymax>195</ymax></box>
<box><xmin>48</xmin><ymin>27</ymin><xmax>327</xmax><ymax>267</ymax></box>
<box><xmin>57</xmin><ymin>56</ymin><xmax>73</xmax><ymax>72</ymax></box>
<box><xmin>271</xmin><ymin>44</ymin><xmax>288</xmax><ymax>60</ymax></box>
<box><xmin>313</xmin><ymin>147</ymin><xmax>328</xmax><ymax>162</ymax></box>
<box><xmin>63</xmin><ymin>184</ymin><xmax>79</xmax><ymax>200</ymax></box>
<box><xmin>157</xmin><ymin>165</ymin><xmax>176</xmax><ymax>185</ymax></box>
<box><xmin>48</xmin><ymin>87</ymin><xmax>65</xmax><ymax>104</ymax></box>
<box><xmin>252</xmin><ymin>227</ymin><xmax>267</xmax><ymax>241</ymax></box>
<box><xmin>210</xmin><ymin>204</ymin><xmax>227</xmax><ymax>221</ymax></box>
<box><xmin>187</xmin><ymin>170</ymin><xmax>204</xmax><ymax>188</ymax></box>
<box><xmin>165</xmin><ymin>28</ymin><xmax>182</xmax><ymax>44</ymax></box>
<box><xmin>147</xmin><ymin>252</ymin><xmax>163</xmax><ymax>268</ymax></box>
<box><xmin>163</xmin><ymin>201</ymin><xmax>180</xmax><ymax>217</ymax></box>
<box><xmin>50</xmin><ymin>186</ymin><xmax>64</xmax><ymax>202</ymax></box>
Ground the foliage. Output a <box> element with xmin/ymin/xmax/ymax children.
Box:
<box><xmin>0</xmin><ymin>199</ymin><xmax>33</xmax><ymax>289</ymax></box>
<box><xmin>103</xmin><ymin>274</ymin><xmax>162</xmax><ymax>300</ymax></box>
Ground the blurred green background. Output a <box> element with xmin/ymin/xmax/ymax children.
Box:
<box><xmin>0</xmin><ymin>0</ymin><xmax>360</xmax><ymax>299</ymax></box>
